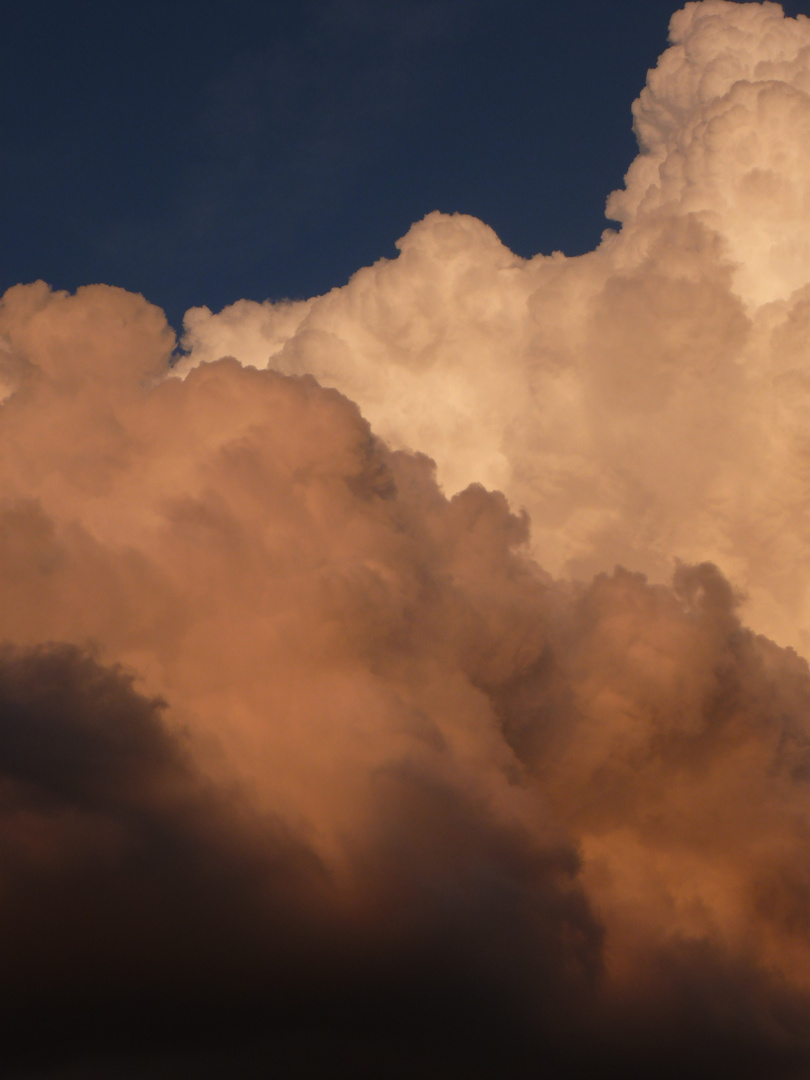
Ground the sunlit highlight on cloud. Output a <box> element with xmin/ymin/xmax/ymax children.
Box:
<box><xmin>180</xmin><ymin>0</ymin><xmax>810</xmax><ymax>654</ymax></box>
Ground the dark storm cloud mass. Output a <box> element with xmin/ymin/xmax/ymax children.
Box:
<box><xmin>0</xmin><ymin>646</ymin><xmax>328</xmax><ymax>1069</ymax></box>
<box><xmin>6</xmin><ymin>1</ymin><xmax>810</xmax><ymax>1076</ymax></box>
<box><xmin>0</xmin><ymin>644</ymin><xmax>595</xmax><ymax>1077</ymax></box>
<box><xmin>2</xmin><ymin>569</ymin><xmax>810</xmax><ymax>1076</ymax></box>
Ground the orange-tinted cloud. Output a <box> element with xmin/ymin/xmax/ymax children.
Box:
<box><xmin>180</xmin><ymin>1</ymin><xmax>810</xmax><ymax>655</ymax></box>
<box><xmin>4</xmin><ymin>3</ymin><xmax>810</xmax><ymax>1076</ymax></box>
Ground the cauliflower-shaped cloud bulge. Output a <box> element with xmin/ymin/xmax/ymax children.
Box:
<box><xmin>181</xmin><ymin>0</ymin><xmax>810</xmax><ymax>655</ymax></box>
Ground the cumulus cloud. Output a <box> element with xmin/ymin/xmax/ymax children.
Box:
<box><xmin>4</xmin><ymin>2</ymin><xmax>810</xmax><ymax>1076</ymax></box>
<box><xmin>3</xmin><ymin>280</ymin><xmax>810</xmax><ymax>1075</ymax></box>
<box><xmin>180</xmin><ymin>0</ymin><xmax>810</xmax><ymax>654</ymax></box>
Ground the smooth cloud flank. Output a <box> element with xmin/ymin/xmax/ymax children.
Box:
<box><xmin>4</xmin><ymin>2</ymin><xmax>810</xmax><ymax>1076</ymax></box>
<box><xmin>182</xmin><ymin>0</ymin><xmax>810</xmax><ymax>655</ymax></box>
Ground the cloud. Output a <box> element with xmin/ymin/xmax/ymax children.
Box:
<box><xmin>0</xmin><ymin>643</ymin><xmax>326</xmax><ymax>1073</ymax></box>
<box><xmin>179</xmin><ymin>0</ymin><xmax>810</xmax><ymax>655</ymax></box>
<box><xmin>3</xmin><ymin>279</ymin><xmax>810</xmax><ymax>1075</ymax></box>
<box><xmin>0</xmin><ymin>644</ymin><xmax>597</xmax><ymax>1075</ymax></box>
<box><xmin>4</xmin><ymin>2</ymin><xmax>810</xmax><ymax>1076</ymax></box>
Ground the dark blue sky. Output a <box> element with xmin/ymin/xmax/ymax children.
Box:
<box><xmin>4</xmin><ymin>0</ymin><xmax>808</xmax><ymax>332</ymax></box>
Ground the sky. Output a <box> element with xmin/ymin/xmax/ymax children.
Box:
<box><xmin>5</xmin><ymin>0</ymin><xmax>789</xmax><ymax>329</ymax></box>
<box><xmin>6</xmin><ymin>1</ymin><xmax>810</xmax><ymax>1077</ymax></box>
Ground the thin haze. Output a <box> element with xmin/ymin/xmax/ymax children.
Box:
<box><xmin>3</xmin><ymin>2</ymin><xmax>810</xmax><ymax>1077</ymax></box>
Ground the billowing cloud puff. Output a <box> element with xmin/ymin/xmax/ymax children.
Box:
<box><xmin>180</xmin><ymin>0</ymin><xmax>810</xmax><ymax>655</ymax></box>
<box><xmin>4</xmin><ymin>2</ymin><xmax>810</xmax><ymax>1076</ymax></box>
<box><xmin>3</xmin><ymin>275</ymin><xmax>810</xmax><ymax>1075</ymax></box>
<box><xmin>611</xmin><ymin>0</ymin><xmax>810</xmax><ymax>306</ymax></box>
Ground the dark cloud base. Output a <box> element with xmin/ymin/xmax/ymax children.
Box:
<box><xmin>1</xmin><ymin>645</ymin><xmax>809</xmax><ymax>1080</ymax></box>
<box><xmin>0</xmin><ymin>646</ymin><xmax>576</xmax><ymax>1077</ymax></box>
